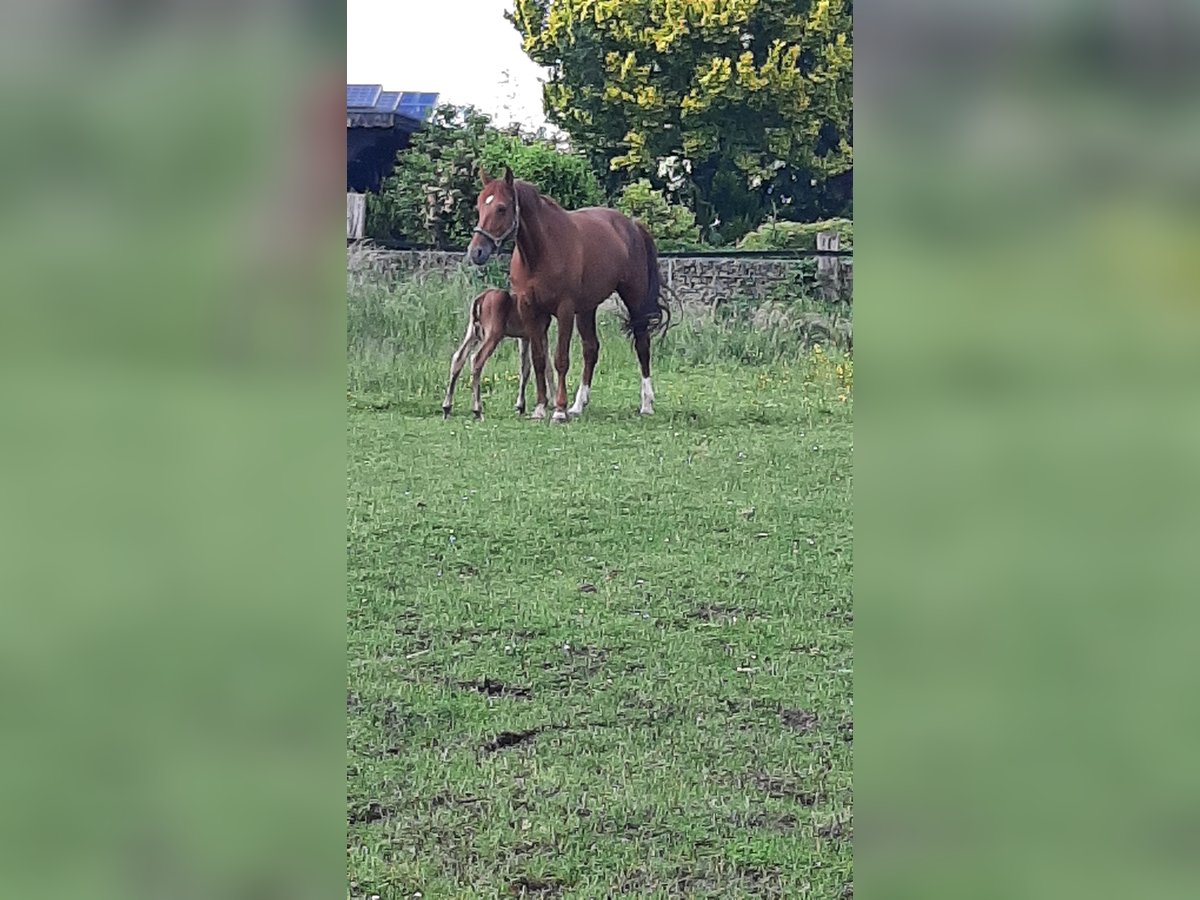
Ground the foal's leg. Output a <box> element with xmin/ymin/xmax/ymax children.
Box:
<box><xmin>442</xmin><ymin>324</ymin><xmax>478</xmax><ymax>418</ymax></box>
<box><xmin>568</xmin><ymin>308</ymin><xmax>599</xmax><ymax>417</ymax></box>
<box><xmin>515</xmin><ymin>338</ymin><xmax>531</xmax><ymax>415</ymax></box>
<box><xmin>552</xmin><ymin>309</ymin><xmax>575</xmax><ymax>424</ymax></box>
<box><xmin>470</xmin><ymin>332</ymin><xmax>505</xmax><ymax>420</ymax></box>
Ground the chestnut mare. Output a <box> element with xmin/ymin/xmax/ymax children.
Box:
<box><xmin>466</xmin><ymin>166</ymin><xmax>670</xmax><ymax>422</ymax></box>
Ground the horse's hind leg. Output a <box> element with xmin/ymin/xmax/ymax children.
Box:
<box><xmin>443</xmin><ymin>326</ymin><xmax>478</xmax><ymax>418</ymax></box>
<box><xmin>618</xmin><ymin>284</ymin><xmax>656</xmax><ymax>415</ymax></box>
<box><xmin>515</xmin><ymin>338</ymin><xmax>531</xmax><ymax>415</ymax></box>
<box><xmin>568</xmin><ymin>308</ymin><xmax>599</xmax><ymax>417</ymax></box>
<box><xmin>634</xmin><ymin>330</ymin><xmax>655</xmax><ymax>415</ymax></box>
<box><xmin>469</xmin><ymin>332</ymin><xmax>506</xmax><ymax>420</ymax></box>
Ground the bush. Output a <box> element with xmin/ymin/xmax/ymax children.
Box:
<box><xmin>736</xmin><ymin>218</ymin><xmax>853</xmax><ymax>251</ymax></box>
<box><xmin>613</xmin><ymin>179</ymin><xmax>703</xmax><ymax>251</ymax></box>
<box><xmin>366</xmin><ymin>104</ymin><xmax>604</xmax><ymax>247</ymax></box>
<box><xmin>366</xmin><ymin>104</ymin><xmax>492</xmax><ymax>246</ymax></box>
<box><xmin>479</xmin><ymin>136</ymin><xmax>604</xmax><ymax>210</ymax></box>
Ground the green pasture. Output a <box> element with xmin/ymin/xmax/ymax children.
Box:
<box><xmin>348</xmin><ymin>270</ymin><xmax>852</xmax><ymax>897</ymax></box>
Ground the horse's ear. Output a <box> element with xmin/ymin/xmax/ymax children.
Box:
<box><xmin>479</xmin><ymin>167</ymin><xmax>493</xmax><ymax>186</ymax></box>
<box><xmin>503</xmin><ymin>165</ymin><xmax>514</xmax><ymax>187</ymax></box>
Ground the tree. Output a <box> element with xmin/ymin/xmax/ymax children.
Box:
<box><xmin>367</xmin><ymin>104</ymin><xmax>604</xmax><ymax>246</ymax></box>
<box><xmin>509</xmin><ymin>0</ymin><xmax>853</xmax><ymax>232</ymax></box>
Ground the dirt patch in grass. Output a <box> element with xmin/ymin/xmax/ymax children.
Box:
<box><xmin>780</xmin><ymin>708</ymin><xmax>819</xmax><ymax>732</ymax></box>
<box><xmin>482</xmin><ymin>728</ymin><xmax>543</xmax><ymax>753</ymax></box>
<box><xmin>428</xmin><ymin>792</ymin><xmax>487</xmax><ymax>809</ymax></box>
<box><xmin>670</xmin><ymin>866</ymin><xmax>789</xmax><ymax>898</ymax></box>
<box><xmin>459</xmin><ymin>676</ymin><xmax>532</xmax><ymax>699</ymax></box>
<box><xmin>508</xmin><ymin>874</ymin><xmax>563</xmax><ymax>896</ymax></box>
<box><xmin>817</xmin><ymin>816</ymin><xmax>853</xmax><ymax>842</ymax></box>
<box><xmin>750</xmin><ymin>773</ymin><xmax>821</xmax><ymax>805</ymax></box>
<box><xmin>729</xmin><ymin>810</ymin><xmax>800</xmax><ymax>832</ymax></box>
<box><xmin>553</xmin><ymin>644</ymin><xmax>619</xmax><ymax>686</ymax></box>
<box><xmin>347</xmin><ymin>800</ymin><xmax>392</xmax><ymax>825</ymax></box>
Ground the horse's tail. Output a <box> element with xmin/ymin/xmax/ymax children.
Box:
<box><xmin>621</xmin><ymin>223</ymin><xmax>672</xmax><ymax>343</ymax></box>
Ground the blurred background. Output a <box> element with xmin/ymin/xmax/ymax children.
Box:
<box><xmin>0</xmin><ymin>3</ymin><xmax>344</xmax><ymax>898</ymax></box>
<box><xmin>1</xmin><ymin>1</ymin><xmax>1198</xmax><ymax>897</ymax></box>
<box><xmin>858</xmin><ymin>1</ymin><xmax>1200</xmax><ymax>898</ymax></box>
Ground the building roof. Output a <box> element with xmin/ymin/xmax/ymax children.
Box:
<box><xmin>346</xmin><ymin>85</ymin><xmax>441</xmax><ymax>193</ymax></box>
<box><xmin>346</xmin><ymin>84</ymin><xmax>439</xmax><ymax>129</ymax></box>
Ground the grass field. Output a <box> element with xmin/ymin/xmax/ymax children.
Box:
<box><xmin>347</xmin><ymin>268</ymin><xmax>853</xmax><ymax>898</ymax></box>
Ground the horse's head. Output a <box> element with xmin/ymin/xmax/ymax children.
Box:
<box><xmin>467</xmin><ymin>165</ymin><xmax>519</xmax><ymax>266</ymax></box>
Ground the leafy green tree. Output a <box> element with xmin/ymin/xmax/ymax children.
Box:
<box><xmin>509</xmin><ymin>0</ymin><xmax>853</xmax><ymax>228</ymax></box>
<box><xmin>367</xmin><ymin>104</ymin><xmax>604</xmax><ymax>246</ymax></box>
<box><xmin>613</xmin><ymin>178</ymin><xmax>702</xmax><ymax>250</ymax></box>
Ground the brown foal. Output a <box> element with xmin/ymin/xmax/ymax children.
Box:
<box><xmin>441</xmin><ymin>287</ymin><xmax>556</xmax><ymax>420</ymax></box>
<box><xmin>465</xmin><ymin>166</ymin><xmax>669</xmax><ymax>422</ymax></box>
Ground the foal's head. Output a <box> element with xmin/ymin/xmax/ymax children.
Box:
<box><xmin>467</xmin><ymin>166</ymin><xmax>519</xmax><ymax>266</ymax></box>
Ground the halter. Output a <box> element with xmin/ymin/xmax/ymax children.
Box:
<box><xmin>472</xmin><ymin>186</ymin><xmax>520</xmax><ymax>251</ymax></box>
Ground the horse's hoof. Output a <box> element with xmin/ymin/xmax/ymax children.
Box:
<box><xmin>551</xmin><ymin>410</ymin><xmax>568</xmax><ymax>424</ymax></box>
<box><xmin>530</xmin><ymin>406</ymin><xmax>547</xmax><ymax>420</ymax></box>
<box><xmin>473</xmin><ymin>410</ymin><xmax>483</xmax><ymax>421</ymax></box>
<box><xmin>442</xmin><ymin>407</ymin><xmax>451</xmax><ymax>420</ymax></box>
<box><xmin>515</xmin><ymin>404</ymin><xmax>525</xmax><ymax>416</ymax></box>
<box><xmin>639</xmin><ymin>406</ymin><xmax>655</xmax><ymax>416</ymax></box>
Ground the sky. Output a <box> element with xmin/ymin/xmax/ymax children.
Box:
<box><xmin>347</xmin><ymin>0</ymin><xmax>554</xmax><ymax>133</ymax></box>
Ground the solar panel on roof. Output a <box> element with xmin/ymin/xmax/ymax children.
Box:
<box><xmin>346</xmin><ymin>84</ymin><xmax>382</xmax><ymax>108</ymax></box>
<box><xmin>395</xmin><ymin>91</ymin><xmax>438</xmax><ymax>121</ymax></box>
<box><xmin>374</xmin><ymin>91</ymin><xmax>401</xmax><ymax>112</ymax></box>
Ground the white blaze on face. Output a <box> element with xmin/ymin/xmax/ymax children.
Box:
<box><xmin>484</xmin><ymin>195</ymin><xmax>494</xmax><ymax>205</ymax></box>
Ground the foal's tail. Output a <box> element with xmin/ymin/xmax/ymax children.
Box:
<box><xmin>621</xmin><ymin>223</ymin><xmax>672</xmax><ymax>343</ymax></box>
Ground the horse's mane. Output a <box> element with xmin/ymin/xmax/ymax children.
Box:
<box><xmin>515</xmin><ymin>179</ymin><xmax>564</xmax><ymax>213</ymax></box>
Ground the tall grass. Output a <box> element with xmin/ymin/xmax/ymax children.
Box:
<box><xmin>347</xmin><ymin>269</ymin><xmax>853</xmax><ymax>409</ymax></box>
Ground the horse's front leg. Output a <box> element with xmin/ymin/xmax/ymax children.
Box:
<box><xmin>552</xmin><ymin>308</ymin><xmax>575</xmax><ymax>424</ymax></box>
<box><xmin>515</xmin><ymin>338</ymin><xmax>531</xmax><ymax>415</ymax></box>
<box><xmin>527</xmin><ymin>316</ymin><xmax>551</xmax><ymax>420</ymax></box>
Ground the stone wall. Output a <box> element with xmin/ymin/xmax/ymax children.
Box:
<box><xmin>347</xmin><ymin>246</ymin><xmax>852</xmax><ymax>305</ymax></box>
